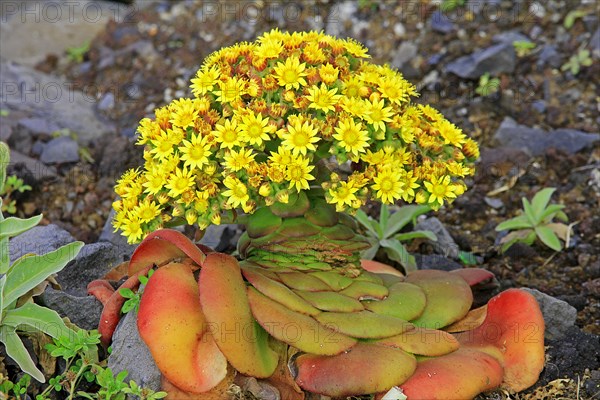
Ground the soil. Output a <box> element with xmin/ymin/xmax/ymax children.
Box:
<box><xmin>3</xmin><ymin>1</ymin><xmax>599</xmax><ymax>399</ymax></box>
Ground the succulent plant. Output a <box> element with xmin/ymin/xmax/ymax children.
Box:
<box><xmin>99</xmin><ymin>30</ymin><xmax>546</xmax><ymax>398</ymax></box>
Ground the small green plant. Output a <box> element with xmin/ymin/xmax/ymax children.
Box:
<box><xmin>120</xmin><ymin>269</ymin><xmax>154</xmax><ymax>314</ymax></box>
<box><xmin>355</xmin><ymin>204</ymin><xmax>436</xmax><ymax>272</ymax></box>
<box><xmin>441</xmin><ymin>0</ymin><xmax>465</xmax><ymax>12</ymax></box>
<box><xmin>475</xmin><ymin>73</ymin><xmax>501</xmax><ymax>96</ymax></box>
<box><xmin>561</xmin><ymin>49</ymin><xmax>593</xmax><ymax>75</ymax></box>
<box><xmin>1</xmin><ymin>175</ymin><xmax>32</xmax><ymax>215</ymax></box>
<box><xmin>495</xmin><ymin>188</ymin><xmax>570</xmax><ymax>253</ymax></box>
<box><xmin>66</xmin><ymin>41</ymin><xmax>90</xmax><ymax>63</ymax></box>
<box><xmin>563</xmin><ymin>10</ymin><xmax>587</xmax><ymax>29</ymax></box>
<box><xmin>0</xmin><ymin>142</ymin><xmax>84</xmax><ymax>383</ymax></box>
<box><xmin>513</xmin><ymin>40</ymin><xmax>536</xmax><ymax>57</ymax></box>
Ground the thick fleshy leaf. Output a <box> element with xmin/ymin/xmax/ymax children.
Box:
<box><xmin>455</xmin><ymin>289</ymin><xmax>545</xmax><ymax>391</ymax></box>
<box><xmin>450</xmin><ymin>268</ymin><xmax>495</xmax><ymax>286</ymax></box>
<box><xmin>241</xmin><ymin>266</ymin><xmax>320</xmax><ymax>316</ymax></box>
<box><xmin>199</xmin><ymin>253</ymin><xmax>278</xmax><ymax>378</ymax></box>
<box><xmin>444</xmin><ymin>305</ymin><xmax>487</xmax><ymax>333</ymax></box>
<box><xmin>247</xmin><ymin>287</ymin><xmax>356</xmax><ymax>355</ymax></box>
<box><xmin>128</xmin><ymin>229</ymin><xmax>206</xmax><ymax>276</ymax></box>
<box><xmin>405</xmin><ymin>270</ymin><xmax>473</xmax><ymax>329</ymax></box>
<box><xmin>376</xmin><ymin>326</ymin><xmax>459</xmax><ymax>356</ymax></box>
<box><xmin>246</xmin><ymin>207</ymin><xmax>282</xmax><ymax>238</ymax></box>
<box><xmin>354</xmin><ymin>270</ymin><xmax>385</xmax><ymax>285</ymax></box>
<box><xmin>321</xmin><ymin>224</ymin><xmax>355</xmax><ymax>240</ymax></box>
<box><xmin>314</xmin><ymin>310</ymin><xmax>412</xmax><ymax>339</ymax></box>
<box><xmin>138</xmin><ymin>263</ymin><xmax>227</xmax><ymax>393</ymax></box>
<box><xmin>294</xmin><ymin>342</ymin><xmax>416</xmax><ymax>397</ymax></box>
<box><xmin>295</xmin><ymin>290</ymin><xmax>364</xmax><ymax>312</ymax></box>
<box><xmin>363</xmin><ymin>282</ymin><xmax>426</xmax><ymax>321</ymax></box>
<box><xmin>304</xmin><ymin>200</ymin><xmax>338</xmax><ymax>227</ymax></box>
<box><xmin>277</xmin><ymin>272</ymin><xmax>332</xmax><ymax>291</ymax></box>
<box><xmin>308</xmin><ymin>271</ymin><xmax>353</xmax><ymax>291</ymax></box>
<box><xmin>340</xmin><ymin>280</ymin><xmax>388</xmax><ymax>300</ymax></box>
<box><xmin>270</xmin><ymin>191</ymin><xmax>310</xmax><ymax>217</ymax></box>
<box><xmin>277</xmin><ymin>217</ymin><xmax>320</xmax><ymax>238</ymax></box>
<box><xmin>360</xmin><ymin>259</ymin><xmax>404</xmax><ymax>277</ymax></box>
<box><xmin>399</xmin><ymin>348</ymin><xmax>503</xmax><ymax>400</ymax></box>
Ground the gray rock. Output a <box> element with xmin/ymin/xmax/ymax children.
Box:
<box><xmin>415</xmin><ymin>217</ymin><xmax>459</xmax><ymax>259</ymax></box>
<box><xmin>108</xmin><ymin>311</ymin><xmax>161</xmax><ymax>393</ymax></box>
<box><xmin>392</xmin><ymin>42</ymin><xmax>418</xmax><ymax>70</ymax></box>
<box><xmin>38</xmin><ymin>287</ymin><xmax>103</xmax><ymax>331</ymax></box>
<box><xmin>415</xmin><ymin>254</ymin><xmax>462</xmax><ymax>271</ymax></box>
<box><xmin>97</xmin><ymin>92</ymin><xmax>115</xmax><ymax>111</ymax></box>
<box><xmin>430</xmin><ymin>10</ymin><xmax>454</xmax><ymax>34</ymax></box>
<box><xmin>537</xmin><ymin>44</ymin><xmax>561</xmax><ymax>68</ymax></box>
<box><xmin>0</xmin><ymin>0</ymin><xmax>126</xmax><ymax>66</ymax></box>
<box><xmin>8</xmin><ymin>149</ymin><xmax>57</xmax><ymax>180</ymax></box>
<box><xmin>199</xmin><ymin>224</ymin><xmax>240</xmax><ymax>252</ymax></box>
<box><xmin>591</xmin><ymin>27</ymin><xmax>600</xmax><ymax>55</ymax></box>
<box><xmin>99</xmin><ymin>209</ymin><xmax>136</xmax><ymax>260</ymax></box>
<box><xmin>40</xmin><ymin>136</ymin><xmax>80</xmax><ymax>164</ymax></box>
<box><xmin>9</xmin><ymin>224</ymin><xmax>75</xmax><ymax>262</ymax></box>
<box><xmin>325</xmin><ymin>1</ymin><xmax>357</xmax><ymax>37</ymax></box>
<box><xmin>492</xmin><ymin>31</ymin><xmax>530</xmax><ymax>44</ymax></box>
<box><xmin>57</xmin><ymin>242</ymin><xmax>121</xmax><ymax>297</ymax></box>
<box><xmin>494</xmin><ymin>117</ymin><xmax>600</xmax><ymax>156</ymax></box>
<box><xmin>0</xmin><ymin>61</ymin><xmax>116</xmax><ymax>144</ymax></box>
<box><xmin>17</xmin><ymin>117</ymin><xmax>60</xmax><ymax>136</ymax></box>
<box><xmin>522</xmin><ymin>288</ymin><xmax>577</xmax><ymax>340</ymax></box>
<box><xmin>445</xmin><ymin>42</ymin><xmax>516</xmax><ymax>79</ymax></box>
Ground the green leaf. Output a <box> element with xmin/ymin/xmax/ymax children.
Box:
<box><xmin>379</xmin><ymin>204</ymin><xmax>390</xmax><ymax>234</ymax></box>
<box><xmin>531</xmin><ymin>188</ymin><xmax>555</xmax><ymax>221</ymax></box>
<box><xmin>458</xmin><ymin>251</ymin><xmax>478</xmax><ymax>265</ymax></box>
<box><xmin>495</xmin><ymin>215</ymin><xmax>532</xmax><ymax>231</ymax></box>
<box><xmin>0</xmin><ymin>325</ymin><xmax>45</xmax><ymax>382</ymax></box>
<box><xmin>384</xmin><ymin>205</ymin><xmax>430</xmax><ymax>238</ymax></box>
<box><xmin>0</xmin><ymin>215</ymin><xmax>43</xmax><ymax>240</ymax></box>
<box><xmin>360</xmin><ymin>237</ymin><xmax>380</xmax><ymax>260</ymax></box>
<box><xmin>355</xmin><ymin>209</ymin><xmax>381</xmax><ymax>239</ymax></box>
<box><xmin>539</xmin><ymin>203</ymin><xmax>565</xmax><ymax>222</ymax></box>
<box><xmin>0</xmin><ymin>274</ymin><xmax>5</xmax><ymax>315</ymax></box>
<box><xmin>2</xmin><ymin>303</ymin><xmax>75</xmax><ymax>339</ymax></box>
<box><xmin>522</xmin><ymin>198</ymin><xmax>538</xmax><ymax>225</ymax></box>
<box><xmin>0</xmin><ymin>141</ymin><xmax>9</xmax><ymax>194</ymax></box>
<box><xmin>535</xmin><ymin>226</ymin><xmax>562</xmax><ymax>251</ymax></box>
<box><xmin>555</xmin><ymin>210</ymin><xmax>569</xmax><ymax>222</ymax></box>
<box><xmin>394</xmin><ymin>230</ymin><xmax>437</xmax><ymax>242</ymax></box>
<box><xmin>0</xmin><ymin>236</ymin><xmax>8</xmax><ymax>274</ymax></box>
<box><xmin>3</xmin><ymin>241</ymin><xmax>83</xmax><ymax>306</ymax></box>
<box><xmin>380</xmin><ymin>238</ymin><xmax>416</xmax><ymax>272</ymax></box>
<box><xmin>564</xmin><ymin>10</ymin><xmax>586</xmax><ymax>29</ymax></box>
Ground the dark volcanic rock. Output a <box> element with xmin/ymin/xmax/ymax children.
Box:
<box><xmin>38</xmin><ymin>287</ymin><xmax>103</xmax><ymax>331</ymax></box>
<box><xmin>445</xmin><ymin>42</ymin><xmax>516</xmax><ymax>79</ymax></box>
<box><xmin>9</xmin><ymin>224</ymin><xmax>75</xmax><ymax>262</ymax></box>
<box><xmin>40</xmin><ymin>136</ymin><xmax>80</xmax><ymax>164</ymax></box>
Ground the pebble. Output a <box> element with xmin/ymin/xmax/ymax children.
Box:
<box><xmin>484</xmin><ymin>196</ymin><xmax>504</xmax><ymax>209</ymax></box>
<box><xmin>392</xmin><ymin>42</ymin><xmax>418</xmax><ymax>70</ymax></box>
<box><xmin>494</xmin><ymin>117</ymin><xmax>600</xmax><ymax>156</ymax></box>
<box><xmin>430</xmin><ymin>10</ymin><xmax>455</xmax><ymax>34</ymax></box>
<box><xmin>9</xmin><ymin>224</ymin><xmax>75</xmax><ymax>262</ymax></box>
<box><xmin>97</xmin><ymin>92</ymin><xmax>115</xmax><ymax>111</ymax></box>
<box><xmin>415</xmin><ymin>217</ymin><xmax>460</xmax><ymax>260</ymax></box>
<box><xmin>445</xmin><ymin>42</ymin><xmax>516</xmax><ymax>79</ymax></box>
<box><xmin>522</xmin><ymin>288</ymin><xmax>577</xmax><ymax>340</ymax></box>
<box><xmin>40</xmin><ymin>136</ymin><xmax>80</xmax><ymax>164</ymax></box>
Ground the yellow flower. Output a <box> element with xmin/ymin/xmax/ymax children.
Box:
<box><xmin>306</xmin><ymin>83</ymin><xmax>342</xmax><ymax>113</ymax></box>
<box><xmin>286</xmin><ymin>156</ymin><xmax>315</xmax><ymax>192</ymax></box>
<box><xmin>341</xmin><ymin>76</ymin><xmax>368</xmax><ymax>98</ymax></box>
<box><xmin>362</xmin><ymin>98</ymin><xmax>394</xmax><ymax>132</ymax></box>
<box><xmin>328</xmin><ymin>181</ymin><xmax>359</xmax><ymax>209</ymax></box>
<box><xmin>215</xmin><ymin>77</ymin><xmax>245</xmax><ymax>104</ymax></box>
<box><xmin>222</xmin><ymin>176</ymin><xmax>249</xmax><ymax>208</ymax></box>
<box><xmin>165</xmin><ymin>167</ymin><xmax>195</xmax><ymax>198</ymax></box>
<box><xmin>191</xmin><ymin>65</ymin><xmax>220</xmax><ymax>96</ymax></box>
<box><xmin>142</xmin><ymin>165</ymin><xmax>168</xmax><ymax>195</ymax></box>
<box><xmin>273</xmin><ymin>56</ymin><xmax>307</xmax><ymax>90</ymax></box>
<box><xmin>333</xmin><ymin>117</ymin><xmax>370</xmax><ymax>156</ymax></box>
<box><xmin>435</xmin><ymin>120</ymin><xmax>466</xmax><ymax>147</ymax></box>
<box><xmin>343</xmin><ymin>38</ymin><xmax>370</xmax><ymax>58</ymax></box>
<box><xmin>223</xmin><ymin>148</ymin><xmax>255</xmax><ymax>172</ymax></box>
<box><xmin>179</xmin><ymin>133</ymin><xmax>211</xmax><ymax>170</ymax></box>
<box><xmin>377</xmin><ymin>75</ymin><xmax>415</xmax><ymax>104</ymax></box>
<box><xmin>120</xmin><ymin>214</ymin><xmax>144</xmax><ymax>244</ymax></box>
<box><xmin>462</xmin><ymin>138</ymin><xmax>480</xmax><ymax>159</ymax></box>
<box><xmin>239</xmin><ymin>111</ymin><xmax>274</xmax><ymax>146</ymax></box>
<box><xmin>136</xmin><ymin>118</ymin><xmax>161</xmax><ymax>145</ymax></box>
<box><xmin>115</xmin><ymin>168</ymin><xmax>141</xmax><ymax>198</ymax></box>
<box><xmin>423</xmin><ymin>175</ymin><xmax>457</xmax><ymax>208</ymax></box>
<box><xmin>150</xmin><ymin>131</ymin><xmax>178</xmax><ymax>161</ymax></box>
<box><xmin>400</xmin><ymin>171</ymin><xmax>420</xmax><ymax>202</ymax></box>
<box><xmin>302</xmin><ymin>42</ymin><xmax>326</xmax><ymax>63</ymax></box>
<box><xmin>372</xmin><ymin>169</ymin><xmax>403</xmax><ymax>204</ymax></box>
<box><xmin>281</xmin><ymin>119</ymin><xmax>320</xmax><ymax>156</ymax></box>
<box><xmin>254</xmin><ymin>39</ymin><xmax>284</xmax><ymax>59</ymax></box>
<box><xmin>213</xmin><ymin>119</ymin><xmax>243</xmax><ymax>149</ymax></box>
<box><xmin>269</xmin><ymin>146</ymin><xmax>294</xmax><ymax>167</ymax></box>
<box><xmin>134</xmin><ymin>199</ymin><xmax>161</xmax><ymax>223</ymax></box>
<box><xmin>318</xmin><ymin>63</ymin><xmax>340</xmax><ymax>85</ymax></box>
<box><xmin>169</xmin><ymin>98</ymin><xmax>198</xmax><ymax>129</ymax></box>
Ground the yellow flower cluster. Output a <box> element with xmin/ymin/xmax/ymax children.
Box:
<box><xmin>113</xmin><ymin>29</ymin><xmax>479</xmax><ymax>243</ymax></box>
